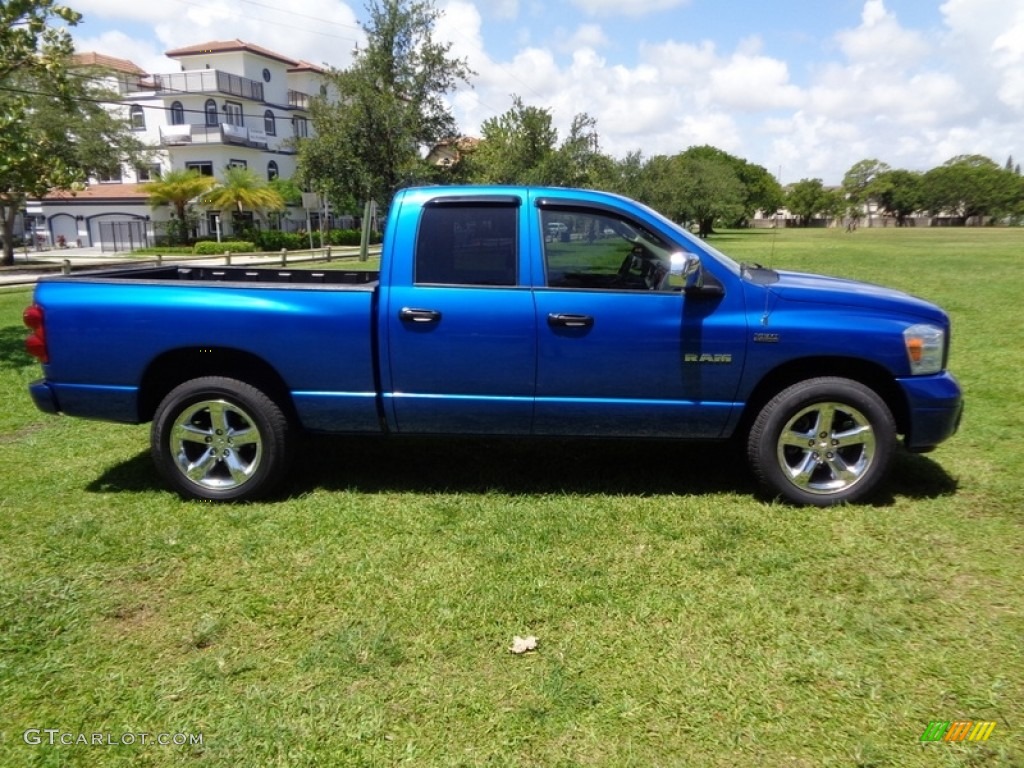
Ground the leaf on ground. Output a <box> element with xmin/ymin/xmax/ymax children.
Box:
<box><xmin>509</xmin><ymin>635</ymin><xmax>538</xmax><ymax>654</ymax></box>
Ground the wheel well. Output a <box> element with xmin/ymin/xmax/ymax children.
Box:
<box><xmin>737</xmin><ymin>357</ymin><xmax>909</xmax><ymax>439</ymax></box>
<box><xmin>138</xmin><ymin>347</ymin><xmax>296</xmax><ymax>424</ymax></box>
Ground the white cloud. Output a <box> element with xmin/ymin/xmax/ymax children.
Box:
<box><xmin>72</xmin><ymin>30</ymin><xmax>175</xmax><ymax>76</ymax></box>
<box><xmin>709</xmin><ymin>54</ymin><xmax>803</xmax><ymax>111</ymax></box>
<box><xmin>73</xmin><ymin>0</ymin><xmax>177</xmax><ymax>24</ymax></box>
<box><xmin>560</xmin><ymin>24</ymin><xmax>610</xmax><ymax>54</ymax></box>
<box><xmin>638</xmin><ymin>39</ymin><xmax>717</xmax><ymax>85</ymax></box>
<box><xmin>940</xmin><ymin>0</ymin><xmax>1024</xmax><ymax>116</ymax></box>
<box><xmin>485</xmin><ymin>0</ymin><xmax>519</xmax><ymax>20</ymax></box>
<box><xmin>74</xmin><ymin>0</ymin><xmax>363</xmax><ymax>72</ymax></box>
<box><xmin>835</xmin><ymin>0</ymin><xmax>929</xmax><ymax>67</ymax></box>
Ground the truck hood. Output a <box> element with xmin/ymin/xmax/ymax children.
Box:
<box><xmin>765</xmin><ymin>269</ymin><xmax>949</xmax><ymax>324</ymax></box>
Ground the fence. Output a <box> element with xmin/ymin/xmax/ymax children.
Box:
<box><xmin>98</xmin><ymin>220</ymin><xmax>150</xmax><ymax>253</ymax></box>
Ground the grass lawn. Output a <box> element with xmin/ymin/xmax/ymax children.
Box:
<box><xmin>1</xmin><ymin>226</ymin><xmax>1022</xmax><ymax>767</ymax></box>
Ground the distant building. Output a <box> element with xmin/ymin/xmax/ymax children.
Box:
<box><xmin>426</xmin><ymin>136</ymin><xmax>480</xmax><ymax>169</ymax></box>
<box><xmin>27</xmin><ymin>40</ymin><xmax>334</xmax><ymax>251</ymax></box>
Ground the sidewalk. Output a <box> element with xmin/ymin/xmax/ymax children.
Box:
<box><xmin>0</xmin><ymin>244</ymin><xmax>378</xmax><ymax>287</ymax></box>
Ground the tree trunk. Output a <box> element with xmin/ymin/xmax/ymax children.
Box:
<box><xmin>1</xmin><ymin>203</ymin><xmax>18</xmax><ymax>267</ymax></box>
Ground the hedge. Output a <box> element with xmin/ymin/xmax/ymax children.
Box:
<box><xmin>193</xmin><ymin>240</ymin><xmax>256</xmax><ymax>255</ymax></box>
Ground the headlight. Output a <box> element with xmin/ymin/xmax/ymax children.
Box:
<box><xmin>904</xmin><ymin>323</ymin><xmax>945</xmax><ymax>375</ymax></box>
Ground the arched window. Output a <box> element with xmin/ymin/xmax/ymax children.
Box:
<box><xmin>204</xmin><ymin>99</ymin><xmax>218</xmax><ymax>127</ymax></box>
<box><xmin>264</xmin><ymin>110</ymin><xmax>276</xmax><ymax>136</ymax></box>
<box><xmin>169</xmin><ymin>101</ymin><xmax>185</xmax><ymax>126</ymax></box>
<box><xmin>267</xmin><ymin>161</ymin><xmax>279</xmax><ymax>181</ymax></box>
<box><xmin>129</xmin><ymin>105</ymin><xmax>145</xmax><ymax>130</ymax></box>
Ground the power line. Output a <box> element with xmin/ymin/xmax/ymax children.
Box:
<box><xmin>169</xmin><ymin>0</ymin><xmax>362</xmax><ymax>46</ymax></box>
<box><xmin>0</xmin><ymin>82</ymin><xmax>311</xmax><ymax>125</ymax></box>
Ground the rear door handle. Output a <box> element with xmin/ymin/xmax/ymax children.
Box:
<box><xmin>400</xmin><ymin>307</ymin><xmax>442</xmax><ymax>324</ymax></box>
<box><xmin>547</xmin><ymin>313</ymin><xmax>594</xmax><ymax>328</ymax></box>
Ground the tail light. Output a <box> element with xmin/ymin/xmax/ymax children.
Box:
<box><xmin>23</xmin><ymin>304</ymin><xmax>48</xmax><ymax>363</ymax></box>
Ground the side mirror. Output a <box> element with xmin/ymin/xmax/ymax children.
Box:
<box><xmin>670</xmin><ymin>252</ymin><xmax>703</xmax><ymax>292</ymax></box>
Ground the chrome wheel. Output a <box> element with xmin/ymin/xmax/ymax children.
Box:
<box><xmin>153</xmin><ymin>377</ymin><xmax>293</xmax><ymax>502</ymax></box>
<box><xmin>170</xmin><ymin>399</ymin><xmax>263</xmax><ymax>491</ymax></box>
<box><xmin>776</xmin><ymin>401</ymin><xmax>876</xmax><ymax>495</ymax></box>
<box><xmin>747</xmin><ymin>377</ymin><xmax>896</xmax><ymax>506</ymax></box>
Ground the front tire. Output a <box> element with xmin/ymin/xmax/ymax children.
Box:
<box><xmin>151</xmin><ymin>377</ymin><xmax>293</xmax><ymax>502</ymax></box>
<box><xmin>747</xmin><ymin>377</ymin><xmax>896</xmax><ymax>506</ymax></box>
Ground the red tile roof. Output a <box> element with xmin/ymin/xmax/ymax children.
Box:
<box><xmin>41</xmin><ymin>183</ymin><xmax>153</xmax><ymax>202</ymax></box>
<box><xmin>289</xmin><ymin>60</ymin><xmax>327</xmax><ymax>74</ymax></box>
<box><xmin>165</xmin><ymin>39</ymin><xmax>299</xmax><ymax>67</ymax></box>
<box><xmin>71</xmin><ymin>52</ymin><xmax>146</xmax><ymax>75</ymax></box>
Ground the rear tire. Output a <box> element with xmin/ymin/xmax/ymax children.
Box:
<box><xmin>747</xmin><ymin>377</ymin><xmax>896</xmax><ymax>506</ymax></box>
<box><xmin>151</xmin><ymin>376</ymin><xmax>293</xmax><ymax>502</ymax></box>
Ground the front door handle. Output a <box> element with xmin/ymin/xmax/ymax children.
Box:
<box><xmin>400</xmin><ymin>307</ymin><xmax>442</xmax><ymax>324</ymax></box>
<box><xmin>547</xmin><ymin>313</ymin><xmax>594</xmax><ymax>329</ymax></box>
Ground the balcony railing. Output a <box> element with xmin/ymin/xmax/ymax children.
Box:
<box><xmin>149</xmin><ymin>70</ymin><xmax>265</xmax><ymax>102</ymax></box>
<box><xmin>159</xmin><ymin>123</ymin><xmax>270</xmax><ymax>148</ymax></box>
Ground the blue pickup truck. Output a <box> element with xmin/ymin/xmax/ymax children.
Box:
<box><xmin>23</xmin><ymin>185</ymin><xmax>962</xmax><ymax>505</ymax></box>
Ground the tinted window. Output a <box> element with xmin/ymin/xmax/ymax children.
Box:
<box><xmin>415</xmin><ymin>205</ymin><xmax>517</xmax><ymax>286</ymax></box>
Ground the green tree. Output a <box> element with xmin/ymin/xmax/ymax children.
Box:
<box><xmin>0</xmin><ymin>0</ymin><xmax>144</xmax><ymax>265</ymax></box>
<box><xmin>298</xmin><ymin>0</ymin><xmax>472</xmax><ymax>211</ymax></box>
<box><xmin>921</xmin><ymin>154</ymin><xmax>1020</xmax><ymax>223</ymax></box>
<box><xmin>202</xmin><ymin>166</ymin><xmax>285</xmax><ymax>229</ymax></box>
<box><xmin>639</xmin><ymin>152</ymin><xmax>745</xmax><ymax>237</ymax></box>
<box><xmin>872</xmin><ymin>169</ymin><xmax>923</xmax><ymax>226</ymax></box>
<box><xmin>842</xmin><ymin>158</ymin><xmax>890</xmax><ymax>226</ymax></box>
<box><xmin>469</xmin><ymin>96</ymin><xmax>558</xmax><ymax>184</ymax></box>
<box><xmin>842</xmin><ymin>158</ymin><xmax>890</xmax><ymax>203</ymax></box>
<box><xmin>678</xmin><ymin>145</ymin><xmax>783</xmax><ymax>225</ymax></box>
<box><xmin>677</xmin><ymin>155</ymin><xmax>745</xmax><ymax>237</ymax></box>
<box><xmin>786</xmin><ymin>178</ymin><xmax>831</xmax><ymax>226</ymax></box>
<box><xmin>146</xmin><ymin>169</ymin><xmax>217</xmax><ymax>244</ymax></box>
<box><xmin>268</xmin><ymin>176</ymin><xmax>303</xmax><ymax>207</ymax></box>
<box><xmin>547</xmin><ymin>112</ymin><xmax>611</xmax><ymax>188</ymax></box>
<box><xmin>604</xmin><ymin>150</ymin><xmax>647</xmax><ymax>200</ymax></box>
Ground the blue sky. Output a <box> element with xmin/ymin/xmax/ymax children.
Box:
<box><xmin>68</xmin><ymin>0</ymin><xmax>1024</xmax><ymax>185</ymax></box>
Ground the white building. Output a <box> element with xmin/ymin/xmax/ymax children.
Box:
<box><xmin>29</xmin><ymin>41</ymin><xmax>333</xmax><ymax>250</ymax></box>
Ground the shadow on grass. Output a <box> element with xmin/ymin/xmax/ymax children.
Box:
<box><xmin>0</xmin><ymin>326</ymin><xmax>32</xmax><ymax>372</ymax></box>
<box><xmin>89</xmin><ymin>436</ymin><xmax>958</xmax><ymax>502</ymax></box>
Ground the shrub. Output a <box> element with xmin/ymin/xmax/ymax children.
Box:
<box><xmin>131</xmin><ymin>247</ymin><xmax>195</xmax><ymax>256</ymax></box>
<box><xmin>193</xmin><ymin>240</ymin><xmax>255</xmax><ymax>255</ymax></box>
<box><xmin>325</xmin><ymin>228</ymin><xmax>382</xmax><ymax>246</ymax></box>
<box><xmin>253</xmin><ymin>230</ymin><xmax>308</xmax><ymax>252</ymax></box>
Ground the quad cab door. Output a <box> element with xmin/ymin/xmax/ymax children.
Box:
<box><xmin>381</xmin><ymin>194</ymin><xmax>537</xmax><ymax>434</ymax></box>
<box><xmin>531</xmin><ymin>197</ymin><xmax>747</xmax><ymax>438</ymax></box>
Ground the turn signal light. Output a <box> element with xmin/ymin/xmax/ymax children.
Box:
<box><xmin>903</xmin><ymin>323</ymin><xmax>944</xmax><ymax>375</ymax></box>
<box><xmin>906</xmin><ymin>337</ymin><xmax>924</xmax><ymax>363</ymax></box>
<box><xmin>23</xmin><ymin>304</ymin><xmax>48</xmax><ymax>363</ymax></box>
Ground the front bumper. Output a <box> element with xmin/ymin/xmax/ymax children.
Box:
<box><xmin>896</xmin><ymin>371</ymin><xmax>963</xmax><ymax>451</ymax></box>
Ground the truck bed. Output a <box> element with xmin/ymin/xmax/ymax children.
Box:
<box><xmin>49</xmin><ymin>264</ymin><xmax>380</xmax><ymax>288</ymax></box>
<box><xmin>32</xmin><ymin>264</ymin><xmax>382</xmax><ymax>431</ymax></box>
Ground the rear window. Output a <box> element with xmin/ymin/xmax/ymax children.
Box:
<box><xmin>415</xmin><ymin>205</ymin><xmax>517</xmax><ymax>286</ymax></box>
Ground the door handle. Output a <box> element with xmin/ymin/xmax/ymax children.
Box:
<box><xmin>547</xmin><ymin>313</ymin><xmax>594</xmax><ymax>328</ymax></box>
<box><xmin>399</xmin><ymin>307</ymin><xmax>442</xmax><ymax>323</ymax></box>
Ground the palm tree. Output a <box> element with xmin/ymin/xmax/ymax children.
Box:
<box><xmin>202</xmin><ymin>167</ymin><xmax>285</xmax><ymax>232</ymax></box>
<box><xmin>147</xmin><ymin>169</ymin><xmax>217</xmax><ymax>244</ymax></box>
